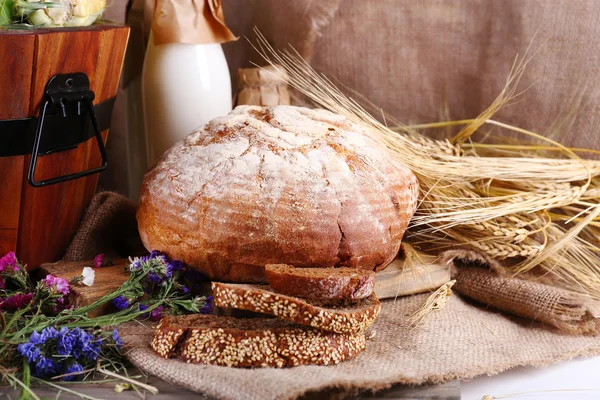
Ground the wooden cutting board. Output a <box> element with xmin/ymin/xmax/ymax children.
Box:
<box><xmin>374</xmin><ymin>254</ymin><xmax>452</xmax><ymax>300</ymax></box>
<box><xmin>39</xmin><ymin>251</ymin><xmax>451</xmax><ymax>317</ymax></box>
<box><xmin>39</xmin><ymin>259</ymin><xmax>129</xmax><ymax>317</ymax></box>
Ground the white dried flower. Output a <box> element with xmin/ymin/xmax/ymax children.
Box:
<box><xmin>81</xmin><ymin>266</ymin><xmax>95</xmax><ymax>287</ymax></box>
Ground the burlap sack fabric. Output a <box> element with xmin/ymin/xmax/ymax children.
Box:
<box><xmin>122</xmin><ymin>294</ymin><xmax>600</xmax><ymax>400</ymax></box>
<box><xmin>64</xmin><ymin>191</ymin><xmax>146</xmax><ymax>261</ymax></box>
<box><xmin>62</xmin><ymin>191</ymin><xmax>600</xmax><ymax>399</ymax></box>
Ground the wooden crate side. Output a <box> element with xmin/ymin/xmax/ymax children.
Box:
<box><xmin>82</xmin><ymin>26</ymin><xmax>130</xmax><ymax>207</ymax></box>
<box><xmin>18</xmin><ymin>28</ymin><xmax>105</xmax><ymax>269</ymax></box>
<box><xmin>0</xmin><ymin>33</ymin><xmax>34</xmax><ymax>255</ymax></box>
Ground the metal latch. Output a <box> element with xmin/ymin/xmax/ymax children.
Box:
<box><xmin>27</xmin><ymin>72</ymin><xmax>108</xmax><ymax>187</ymax></box>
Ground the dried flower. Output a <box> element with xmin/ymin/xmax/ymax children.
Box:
<box><xmin>0</xmin><ymin>251</ymin><xmax>19</xmax><ymax>272</ymax></box>
<box><xmin>35</xmin><ymin>356</ymin><xmax>58</xmax><ymax>377</ymax></box>
<box><xmin>81</xmin><ymin>267</ymin><xmax>95</xmax><ymax>286</ymax></box>
<box><xmin>200</xmin><ymin>295</ymin><xmax>213</xmax><ymax>314</ymax></box>
<box><xmin>19</xmin><ymin>327</ymin><xmax>116</xmax><ymax>379</ymax></box>
<box><xmin>112</xmin><ymin>329</ymin><xmax>123</xmax><ymax>348</ymax></box>
<box><xmin>0</xmin><ymin>292</ymin><xmax>33</xmax><ymax>311</ymax></box>
<box><xmin>93</xmin><ymin>254</ymin><xmax>105</xmax><ymax>268</ymax></box>
<box><xmin>62</xmin><ymin>363</ymin><xmax>84</xmax><ymax>381</ymax></box>
<box><xmin>138</xmin><ymin>303</ymin><xmax>164</xmax><ymax>321</ymax></box>
<box><xmin>41</xmin><ymin>274</ymin><xmax>70</xmax><ymax>296</ymax></box>
<box><xmin>113</xmin><ymin>295</ymin><xmax>130</xmax><ymax>310</ymax></box>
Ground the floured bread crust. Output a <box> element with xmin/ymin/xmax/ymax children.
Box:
<box><xmin>137</xmin><ymin>105</ymin><xmax>419</xmax><ymax>282</ymax></box>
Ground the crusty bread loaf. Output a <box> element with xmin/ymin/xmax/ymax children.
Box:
<box><xmin>265</xmin><ymin>264</ymin><xmax>375</xmax><ymax>300</ymax></box>
<box><xmin>137</xmin><ymin>105</ymin><xmax>419</xmax><ymax>283</ymax></box>
<box><xmin>151</xmin><ymin>314</ymin><xmax>365</xmax><ymax>367</ymax></box>
<box><xmin>212</xmin><ymin>282</ymin><xmax>381</xmax><ymax>334</ymax></box>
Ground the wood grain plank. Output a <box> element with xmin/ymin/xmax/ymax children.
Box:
<box><xmin>81</xmin><ymin>25</ymin><xmax>129</xmax><ymax>207</ymax></box>
<box><xmin>375</xmin><ymin>255</ymin><xmax>452</xmax><ymax>300</ymax></box>
<box><xmin>0</xmin><ymin>32</ymin><xmax>34</xmax><ymax>254</ymax></box>
<box><xmin>39</xmin><ymin>259</ymin><xmax>129</xmax><ymax>317</ymax></box>
<box><xmin>16</xmin><ymin>27</ymin><xmax>127</xmax><ymax>269</ymax></box>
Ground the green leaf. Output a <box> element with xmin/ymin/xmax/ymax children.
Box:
<box><xmin>0</xmin><ymin>0</ymin><xmax>14</xmax><ymax>26</ymax></box>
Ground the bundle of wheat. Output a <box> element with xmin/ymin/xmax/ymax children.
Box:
<box><xmin>253</xmin><ymin>30</ymin><xmax>600</xmax><ymax>300</ymax></box>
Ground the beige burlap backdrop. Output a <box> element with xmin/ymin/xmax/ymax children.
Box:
<box><xmin>103</xmin><ymin>0</ymin><xmax>600</xmax><ymax>195</ymax></box>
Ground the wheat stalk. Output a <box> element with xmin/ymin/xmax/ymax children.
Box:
<box><xmin>251</xmin><ymin>29</ymin><xmax>600</xmax><ymax>299</ymax></box>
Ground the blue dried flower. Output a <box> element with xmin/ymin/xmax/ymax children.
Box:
<box><xmin>166</xmin><ymin>260</ymin><xmax>184</xmax><ymax>276</ymax></box>
<box><xmin>28</xmin><ymin>330</ymin><xmax>44</xmax><ymax>345</ymax></box>
<box><xmin>62</xmin><ymin>363</ymin><xmax>84</xmax><ymax>381</ymax></box>
<box><xmin>34</xmin><ymin>356</ymin><xmax>58</xmax><ymax>377</ymax></box>
<box><xmin>112</xmin><ymin>329</ymin><xmax>123</xmax><ymax>349</ymax></box>
<box><xmin>82</xmin><ymin>337</ymin><xmax>103</xmax><ymax>360</ymax></box>
<box><xmin>147</xmin><ymin>270</ymin><xmax>163</xmax><ymax>284</ymax></box>
<box><xmin>57</xmin><ymin>327</ymin><xmax>76</xmax><ymax>356</ymax></box>
<box><xmin>40</xmin><ymin>327</ymin><xmax>58</xmax><ymax>342</ymax></box>
<box><xmin>17</xmin><ymin>342</ymin><xmax>40</xmax><ymax>362</ymax></box>
<box><xmin>200</xmin><ymin>296</ymin><xmax>213</xmax><ymax>315</ymax></box>
<box><xmin>149</xmin><ymin>250</ymin><xmax>162</xmax><ymax>258</ymax></box>
<box><xmin>113</xmin><ymin>295</ymin><xmax>129</xmax><ymax>310</ymax></box>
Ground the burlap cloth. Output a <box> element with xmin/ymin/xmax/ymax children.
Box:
<box><xmin>121</xmin><ymin>294</ymin><xmax>600</xmax><ymax>400</ymax></box>
<box><xmin>64</xmin><ymin>191</ymin><xmax>146</xmax><ymax>261</ymax></box>
<box><xmin>70</xmin><ymin>192</ymin><xmax>600</xmax><ymax>399</ymax></box>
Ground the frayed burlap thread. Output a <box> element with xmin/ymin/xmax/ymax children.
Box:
<box><xmin>123</xmin><ymin>294</ymin><xmax>600</xmax><ymax>400</ymax></box>
<box><xmin>441</xmin><ymin>248</ymin><xmax>600</xmax><ymax>334</ymax></box>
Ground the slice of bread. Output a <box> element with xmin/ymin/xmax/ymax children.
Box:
<box><xmin>151</xmin><ymin>314</ymin><xmax>365</xmax><ymax>367</ymax></box>
<box><xmin>265</xmin><ymin>264</ymin><xmax>375</xmax><ymax>300</ymax></box>
<box><xmin>212</xmin><ymin>282</ymin><xmax>381</xmax><ymax>334</ymax></box>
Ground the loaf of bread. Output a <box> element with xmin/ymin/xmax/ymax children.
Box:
<box><xmin>137</xmin><ymin>105</ymin><xmax>419</xmax><ymax>282</ymax></box>
<box><xmin>151</xmin><ymin>314</ymin><xmax>366</xmax><ymax>367</ymax></box>
<box><xmin>265</xmin><ymin>264</ymin><xmax>375</xmax><ymax>300</ymax></box>
<box><xmin>212</xmin><ymin>282</ymin><xmax>381</xmax><ymax>334</ymax></box>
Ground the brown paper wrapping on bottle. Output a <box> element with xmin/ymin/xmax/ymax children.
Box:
<box><xmin>235</xmin><ymin>65</ymin><xmax>291</xmax><ymax>107</ymax></box>
<box><xmin>151</xmin><ymin>0</ymin><xmax>237</xmax><ymax>45</ymax></box>
<box><xmin>123</xmin><ymin>0</ymin><xmax>237</xmax><ymax>86</ymax></box>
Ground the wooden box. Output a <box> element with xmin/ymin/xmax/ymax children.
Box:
<box><xmin>0</xmin><ymin>24</ymin><xmax>129</xmax><ymax>269</ymax></box>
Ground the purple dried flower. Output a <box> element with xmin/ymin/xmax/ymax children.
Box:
<box><xmin>0</xmin><ymin>292</ymin><xmax>33</xmax><ymax>311</ymax></box>
<box><xmin>166</xmin><ymin>260</ymin><xmax>184</xmax><ymax>276</ymax></box>
<box><xmin>41</xmin><ymin>274</ymin><xmax>70</xmax><ymax>296</ymax></box>
<box><xmin>93</xmin><ymin>254</ymin><xmax>105</xmax><ymax>268</ymax></box>
<box><xmin>62</xmin><ymin>363</ymin><xmax>84</xmax><ymax>381</ymax></box>
<box><xmin>147</xmin><ymin>270</ymin><xmax>163</xmax><ymax>284</ymax></box>
<box><xmin>0</xmin><ymin>251</ymin><xmax>18</xmax><ymax>272</ymax></box>
<box><xmin>150</xmin><ymin>306</ymin><xmax>164</xmax><ymax>321</ymax></box>
<box><xmin>113</xmin><ymin>295</ymin><xmax>129</xmax><ymax>310</ymax></box>
<box><xmin>180</xmin><ymin>285</ymin><xmax>190</xmax><ymax>294</ymax></box>
<box><xmin>200</xmin><ymin>296</ymin><xmax>213</xmax><ymax>315</ymax></box>
<box><xmin>112</xmin><ymin>329</ymin><xmax>123</xmax><ymax>348</ymax></box>
<box><xmin>149</xmin><ymin>250</ymin><xmax>162</xmax><ymax>258</ymax></box>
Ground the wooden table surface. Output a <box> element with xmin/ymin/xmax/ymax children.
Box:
<box><xmin>0</xmin><ymin>378</ymin><xmax>460</xmax><ymax>399</ymax></box>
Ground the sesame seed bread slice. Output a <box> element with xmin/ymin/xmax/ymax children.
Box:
<box><xmin>212</xmin><ymin>282</ymin><xmax>381</xmax><ymax>334</ymax></box>
<box><xmin>265</xmin><ymin>264</ymin><xmax>376</xmax><ymax>300</ymax></box>
<box><xmin>151</xmin><ymin>314</ymin><xmax>365</xmax><ymax>367</ymax></box>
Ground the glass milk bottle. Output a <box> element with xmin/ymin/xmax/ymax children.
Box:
<box><xmin>142</xmin><ymin>33</ymin><xmax>232</xmax><ymax>166</ymax></box>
